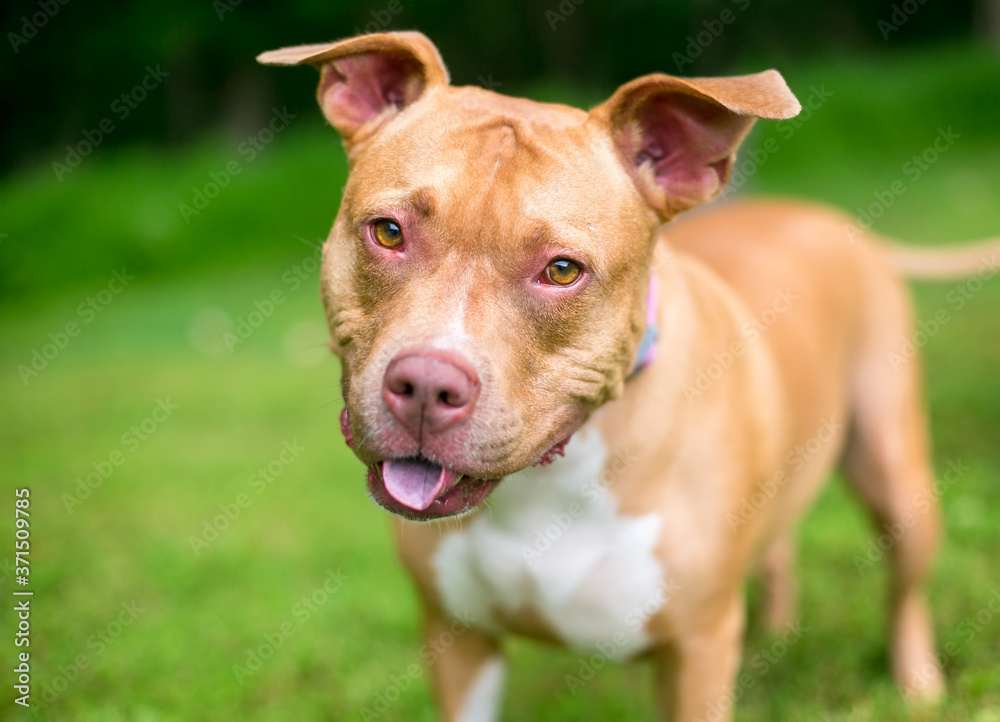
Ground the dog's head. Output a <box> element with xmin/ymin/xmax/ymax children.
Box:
<box><xmin>258</xmin><ymin>32</ymin><xmax>799</xmax><ymax>521</ymax></box>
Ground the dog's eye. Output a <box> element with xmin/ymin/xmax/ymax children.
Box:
<box><xmin>372</xmin><ymin>219</ymin><xmax>403</xmax><ymax>249</ymax></box>
<box><xmin>544</xmin><ymin>258</ymin><xmax>581</xmax><ymax>286</ymax></box>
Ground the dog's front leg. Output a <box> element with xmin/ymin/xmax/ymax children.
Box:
<box><xmin>653</xmin><ymin>595</ymin><xmax>745</xmax><ymax>722</ymax></box>
<box><xmin>424</xmin><ymin>613</ymin><xmax>505</xmax><ymax>722</ymax></box>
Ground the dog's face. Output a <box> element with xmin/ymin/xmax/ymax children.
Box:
<box><xmin>259</xmin><ymin>33</ymin><xmax>799</xmax><ymax>520</ymax></box>
<box><xmin>328</xmin><ymin>90</ymin><xmax>653</xmax><ymax>520</ymax></box>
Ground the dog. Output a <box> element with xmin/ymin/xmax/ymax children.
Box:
<box><xmin>258</xmin><ymin>31</ymin><xmax>999</xmax><ymax>721</ymax></box>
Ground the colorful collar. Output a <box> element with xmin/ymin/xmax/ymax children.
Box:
<box><xmin>629</xmin><ymin>273</ymin><xmax>659</xmax><ymax>379</ymax></box>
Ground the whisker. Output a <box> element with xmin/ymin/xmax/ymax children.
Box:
<box><xmin>315</xmin><ymin>398</ymin><xmax>344</xmax><ymax>412</ymax></box>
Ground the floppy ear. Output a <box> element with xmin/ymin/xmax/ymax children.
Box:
<box><xmin>257</xmin><ymin>32</ymin><xmax>449</xmax><ymax>144</ymax></box>
<box><xmin>590</xmin><ymin>70</ymin><xmax>800</xmax><ymax>218</ymax></box>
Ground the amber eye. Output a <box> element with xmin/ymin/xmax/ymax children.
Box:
<box><xmin>545</xmin><ymin>258</ymin><xmax>581</xmax><ymax>286</ymax></box>
<box><xmin>372</xmin><ymin>219</ymin><xmax>403</xmax><ymax>249</ymax></box>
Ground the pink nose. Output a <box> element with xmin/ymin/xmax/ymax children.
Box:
<box><xmin>382</xmin><ymin>352</ymin><xmax>480</xmax><ymax>436</ymax></box>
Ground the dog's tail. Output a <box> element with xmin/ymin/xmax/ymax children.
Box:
<box><xmin>885</xmin><ymin>237</ymin><xmax>1000</xmax><ymax>280</ymax></box>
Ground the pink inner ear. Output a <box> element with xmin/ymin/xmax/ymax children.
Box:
<box><xmin>629</xmin><ymin>93</ymin><xmax>750</xmax><ymax>210</ymax></box>
<box><xmin>319</xmin><ymin>52</ymin><xmax>425</xmax><ymax>135</ymax></box>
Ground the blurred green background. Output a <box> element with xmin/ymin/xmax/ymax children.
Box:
<box><xmin>2</xmin><ymin>1</ymin><xmax>999</xmax><ymax>720</ymax></box>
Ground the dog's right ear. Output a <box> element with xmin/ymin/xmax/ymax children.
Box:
<box><xmin>257</xmin><ymin>32</ymin><xmax>449</xmax><ymax>145</ymax></box>
<box><xmin>590</xmin><ymin>70</ymin><xmax>800</xmax><ymax>219</ymax></box>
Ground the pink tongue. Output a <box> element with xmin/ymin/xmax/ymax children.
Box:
<box><xmin>382</xmin><ymin>459</ymin><xmax>459</xmax><ymax>511</ymax></box>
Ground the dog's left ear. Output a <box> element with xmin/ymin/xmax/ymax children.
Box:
<box><xmin>257</xmin><ymin>32</ymin><xmax>449</xmax><ymax>145</ymax></box>
<box><xmin>591</xmin><ymin>71</ymin><xmax>800</xmax><ymax>218</ymax></box>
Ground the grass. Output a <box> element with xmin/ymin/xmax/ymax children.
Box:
<box><xmin>2</xmin><ymin>45</ymin><xmax>1000</xmax><ymax>721</ymax></box>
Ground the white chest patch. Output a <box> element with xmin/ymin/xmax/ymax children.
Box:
<box><xmin>432</xmin><ymin>426</ymin><xmax>667</xmax><ymax>658</ymax></box>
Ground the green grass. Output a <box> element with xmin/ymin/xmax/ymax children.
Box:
<box><xmin>2</xmin><ymin>46</ymin><xmax>1000</xmax><ymax>721</ymax></box>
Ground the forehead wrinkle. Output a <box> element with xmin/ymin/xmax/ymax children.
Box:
<box><xmin>467</xmin><ymin>114</ymin><xmax>560</xmax><ymax>156</ymax></box>
<box><xmin>458</xmin><ymin>115</ymin><xmax>567</xmax><ymax>193</ymax></box>
<box><xmin>489</xmin><ymin>124</ymin><xmax>516</xmax><ymax>181</ymax></box>
<box><xmin>469</xmin><ymin>127</ymin><xmax>577</xmax><ymax>243</ymax></box>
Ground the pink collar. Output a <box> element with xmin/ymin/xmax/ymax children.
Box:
<box><xmin>629</xmin><ymin>273</ymin><xmax>659</xmax><ymax>378</ymax></box>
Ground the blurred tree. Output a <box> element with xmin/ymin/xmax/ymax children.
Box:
<box><xmin>979</xmin><ymin>0</ymin><xmax>1000</xmax><ymax>44</ymax></box>
<box><xmin>0</xmin><ymin>0</ymin><xmax>982</xmax><ymax>172</ymax></box>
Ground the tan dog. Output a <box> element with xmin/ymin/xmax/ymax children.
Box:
<box><xmin>258</xmin><ymin>32</ymin><xmax>999</xmax><ymax>721</ymax></box>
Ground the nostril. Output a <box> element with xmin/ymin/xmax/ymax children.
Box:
<box><xmin>383</xmin><ymin>351</ymin><xmax>481</xmax><ymax>432</ymax></box>
<box><xmin>439</xmin><ymin>386</ymin><xmax>472</xmax><ymax>407</ymax></box>
<box><xmin>387</xmin><ymin>374</ymin><xmax>415</xmax><ymax>397</ymax></box>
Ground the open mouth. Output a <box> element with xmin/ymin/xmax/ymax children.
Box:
<box><xmin>366</xmin><ymin>458</ymin><xmax>499</xmax><ymax>521</ymax></box>
<box><xmin>365</xmin><ymin>432</ymin><xmax>571</xmax><ymax>521</ymax></box>
<box><xmin>344</xmin><ymin>407</ymin><xmax>575</xmax><ymax>521</ymax></box>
